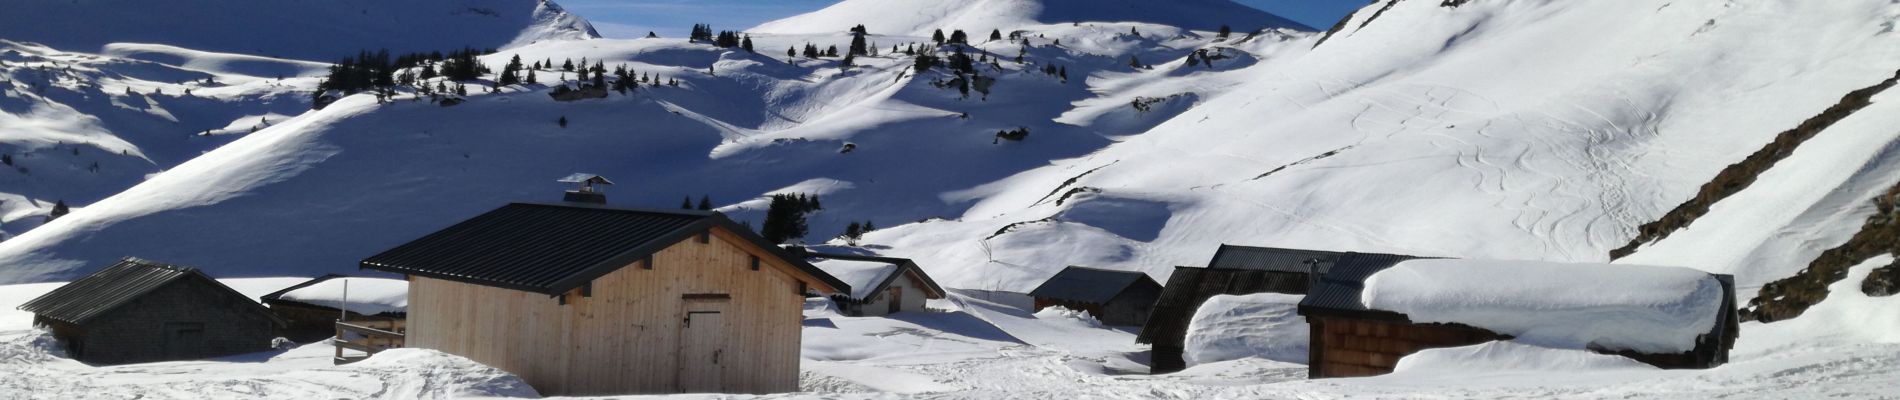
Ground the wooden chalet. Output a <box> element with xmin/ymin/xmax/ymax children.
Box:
<box><xmin>1027</xmin><ymin>266</ymin><xmax>1161</xmax><ymax>326</ymax></box>
<box><xmin>805</xmin><ymin>252</ymin><xmax>947</xmax><ymax>316</ymax></box>
<box><xmin>16</xmin><ymin>257</ymin><xmax>286</xmax><ymax>365</ymax></box>
<box><xmin>359</xmin><ymin>198</ymin><xmax>849</xmax><ymax>396</ymax></box>
<box><xmin>1296</xmin><ymin>257</ymin><xmax>1740</xmax><ymax>378</ymax></box>
<box><xmin>1137</xmin><ymin>245</ymin><xmax>1397</xmax><ymax>373</ymax></box>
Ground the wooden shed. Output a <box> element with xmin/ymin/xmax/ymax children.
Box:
<box><xmin>16</xmin><ymin>257</ymin><xmax>287</xmax><ymax>365</ymax></box>
<box><xmin>1297</xmin><ymin>257</ymin><xmax>1740</xmax><ymax>378</ymax></box>
<box><xmin>1136</xmin><ymin>245</ymin><xmax>1382</xmax><ymax>373</ymax></box>
<box><xmin>1028</xmin><ymin>266</ymin><xmax>1161</xmax><ymax>326</ymax></box>
<box><xmin>806</xmin><ymin>252</ymin><xmax>947</xmax><ymax>316</ymax></box>
<box><xmin>360</xmin><ymin>202</ymin><xmax>849</xmax><ymax>396</ymax></box>
<box><xmin>259</xmin><ymin>275</ymin><xmax>408</xmax><ymax>343</ymax></box>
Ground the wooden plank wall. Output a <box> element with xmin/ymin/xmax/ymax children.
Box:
<box><xmin>1310</xmin><ymin>317</ymin><xmax>1503</xmax><ymax>378</ymax></box>
<box><xmin>407</xmin><ymin>226</ymin><xmax>809</xmax><ymax>396</ymax></box>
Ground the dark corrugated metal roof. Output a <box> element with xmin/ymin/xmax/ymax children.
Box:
<box><xmin>361</xmin><ymin>202</ymin><xmax>849</xmax><ymax>295</ymax></box>
<box><xmin>1206</xmin><ymin>245</ymin><xmax>1349</xmax><ymax>274</ymax></box>
<box><xmin>1028</xmin><ymin>266</ymin><xmax>1158</xmax><ymax>304</ymax></box>
<box><xmin>807</xmin><ymin>252</ymin><xmax>947</xmax><ymax>300</ymax></box>
<box><xmin>17</xmin><ymin>257</ymin><xmax>285</xmax><ymax>326</ymax></box>
<box><xmin>1297</xmin><ymin>252</ymin><xmax>1425</xmax><ymax>317</ymax></box>
<box><xmin>1135</xmin><ymin>266</ymin><xmax>1313</xmax><ymax>345</ymax></box>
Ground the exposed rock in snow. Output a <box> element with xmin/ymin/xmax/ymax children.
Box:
<box><xmin>1183</xmin><ymin>293</ymin><xmax>1308</xmax><ymax>366</ymax></box>
<box><xmin>1362</xmin><ymin>259</ymin><xmax>1723</xmax><ymax>353</ymax></box>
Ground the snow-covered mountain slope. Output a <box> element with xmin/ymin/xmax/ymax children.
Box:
<box><xmin>0</xmin><ymin>0</ymin><xmax>598</xmax><ymax>62</ymax></box>
<box><xmin>750</xmin><ymin>0</ymin><xmax>1311</xmax><ymax>36</ymax></box>
<box><xmin>0</xmin><ymin>20</ymin><xmax>1295</xmax><ymax>281</ymax></box>
<box><xmin>6</xmin><ymin>0</ymin><xmax>1900</xmax><ymax>326</ymax></box>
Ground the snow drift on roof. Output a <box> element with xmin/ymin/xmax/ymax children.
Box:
<box><xmin>814</xmin><ymin>259</ymin><xmax>899</xmax><ymax>300</ymax></box>
<box><xmin>278</xmin><ymin>277</ymin><xmax>408</xmax><ymax>316</ymax></box>
<box><xmin>749</xmin><ymin>0</ymin><xmax>1310</xmax><ymax>37</ymax></box>
<box><xmin>1361</xmin><ymin>259</ymin><xmax>1722</xmax><ymax>353</ymax></box>
<box><xmin>1184</xmin><ymin>293</ymin><xmax>1307</xmax><ymax>366</ymax></box>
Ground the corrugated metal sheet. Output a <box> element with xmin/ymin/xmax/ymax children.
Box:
<box><xmin>19</xmin><ymin>258</ymin><xmax>209</xmax><ymax>324</ymax></box>
<box><xmin>1206</xmin><ymin>245</ymin><xmax>1349</xmax><ymax>274</ymax></box>
<box><xmin>1028</xmin><ymin>266</ymin><xmax>1157</xmax><ymax>305</ymax></box>
<box><xmin>1135</xmin><ymin>266</ymin><xmax>1312</xmax><ymax>346</ymax></box>
<box><xmin>1296</xmin><ymin>252</ymin><xmax>1424</xmax><ymax>315</ymax></box>
<box><xmin>361</xmin><ymin>202</ymin><xmax>849</xmax><ymax>295</ymax></box>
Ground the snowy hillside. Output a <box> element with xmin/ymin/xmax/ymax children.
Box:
<box><xmin>751</xmin><ymin>0</ymin><xmax>1311</xmax><ymax>36</ymax></box>
<box><xmin>0</xmin><ymin>0</ymin><xmax>598</xmax><ymax>62</ymax></box>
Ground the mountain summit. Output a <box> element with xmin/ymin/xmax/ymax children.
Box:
<box><xmin>750</xmin><ymin>0</ymin><xmax>1312</xmax><ymax>36</ymax></box>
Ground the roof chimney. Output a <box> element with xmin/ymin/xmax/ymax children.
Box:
<box><xmin>557</xmin><ymin>173</ymin><xmax>613</xmax><ymax>204</ymax></box>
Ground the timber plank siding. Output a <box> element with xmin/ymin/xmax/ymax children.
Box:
<box><xmin>17</xmin><ymin>258</ymin><xmax>286</xmax><ymax>365</ymax></box>
<box><xmin>367</xmin><ymin>203</ymin><xmax>845</xmax><ymax>396</ymax></box>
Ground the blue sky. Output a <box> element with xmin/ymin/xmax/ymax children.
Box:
<box><xmin>559</xmin><ymin>0</ymin><xmax>1369</xmax><ymax>38</ymax></box>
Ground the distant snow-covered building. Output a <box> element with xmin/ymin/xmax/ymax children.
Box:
<box><xmin>1028</xmin><ymin>266</ymin><xmax>1161</xmax><ymax>326</ymax></box>
<box><xmin>16</xmin><ymin>257</ymin><xmax>287</xmax><ymax>365</ymax></box>
<box><xmin>259</xmin><ymin>275</ymin><xmax>408</xmax><ymax>343</ymax></box>
<box><xmin>1138</xmin><ymin>245</ymin><xmax>1391</xmax><ymax>373</ymax></box>
<box><xmin>806</xmin><ymin>253</ymin><xmax>946</xmax><ymax>316</ymax></box>
<box><xmin>1298</xmin><ymin>258</ymin><xmax>1739</xmax><ymax>378</ymax></box>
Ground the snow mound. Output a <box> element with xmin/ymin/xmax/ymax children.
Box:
<box><xmin>1183</xmin><ymin>293</ymin><xmax>1308</xmax><ymax>366</ymax></box>
<box><xmin>351</xmin><ymin>349</ymin><xmax>540</xmax><ymax>398</ymax></box>
<box><xmin>0</xmin><ymin>330</ymin><xmax>65</xmax><ymax>366</ymax></box>
<box><xmin>813</xmin><ymin>259</ymin><xmax>900</xmax><ymax>300</ymax></box>
<box><xmin>277</xmin><ymin>277</ymin><xmax>408</xmax><ymax>315</ymax></box>
<box><xmin>0</xmin><ymin>0</ymin><xmax>598</xmax><ymax>61</ymax></box>
<box><xmin>750</xmin><ymin>0</ymin><xmax>1309</xmax><ymax>36</ymax></box>
<box><xmin>1392</xmin><ymin>341</ymin><xmax>1656</xmax><ymax>374</ymax></box>
<box><xmin>1363</xmin><ymin>259</ymin><xmax>1723</xmax><ymax>353</ymax></box>
<box><xmin>1033</xmin><ymin>305</ymin><xmax>1105</xmax><ymax>329</ymax></box>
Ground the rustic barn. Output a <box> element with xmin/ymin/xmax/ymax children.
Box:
<box><xmin>1297</xmin><ymin>258</ymin><xmax>1740</xmax><ymax>378</ymax></box>
<box><xmin>806</xmin><ymin>252</ymin><xmax>947</xmax><ymax>316</ymax></box>
<box><xmin>360</xmin><ymin>201</ymin><xmax>849</xmax><ymax>396</ymax></box>
<box><xmin>1136</xmin><ymin>246</ymin><xmax>1403</xmax><ymax>374</ymax></box>
<box><xmin>1027</xmin><ymin>266</ymin><xmax>1161</xmax><ymax>326</ymax></box>
<box><xmin>259</xmin><ymin>275</ymin><xmax>408</xmax><ymax>343</ymax></box>
<box><xmin>16</xmin><ymin>257</ymin><xmax>287</xmax><ymax>365</ymax></box>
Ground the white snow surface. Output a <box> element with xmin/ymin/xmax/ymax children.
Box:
<box><xmin>812</xmin><ymin>259</ymin><xmax>898</xmax><ymax>300</ymax></box>
<box><xmin>277</xmin><ymin>277</ymin><xmax>409</xmax><ymax>316</ymax></box>
<box><xmin>751</xmin><ymin>0</ymin><xmax>1310</xmax><ymax>36</ymax></box>
<box><xmin>1363</xmin><ymin>259</ymin><xmax>1723</xmax><ymax>353</ymax></box>
<box><xmin>1391</xmin><ymin>341</ymin><xmax>1657</xmax><ymax>375</ymax></box>
<box><xmin>1182</xmin><ymin>293</ymin><xmax>1307</xmax><ymax>365</ymax></box>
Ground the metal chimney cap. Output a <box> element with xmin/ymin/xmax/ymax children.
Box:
<box><xmin>557</xmin><ymin>173</ymin><xmax>614</xmax><ymax>186</ymax></box>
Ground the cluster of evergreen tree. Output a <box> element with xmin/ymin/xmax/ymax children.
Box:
<box><xmin>688</xmin><ymin>23</ymin><xmax>716</xmax><ymax>42</ymax></box>
<box><xmin>947</xmin><ymin>47</ymin><xmax>976</xmax><ymax>74</ymax></box>
<box><xmin>840</xmin><ymin>220</ymin><xmax>877</xmax><ymax>246</ymax></box>
<box><xmin>1038</xmin><ymin>64</ymin><xmax>1070</xmax><ymax>81</ymax></box>
<box><xmin>913</xmin><ymin>53</ymin><xmax>940</xmax><ymax>73</ymax></box>
<box><xmin>931</xmin><ymin>29</ymin><xmax>971</xmax><ymax>45</ymax></box>
<box><xmin>315</xmin><ymin>49</ymin><xmax>397</xmax><ymax>95</ymax></box>
<box><xmin>46</xmin><ymin>199</ymin><xmax>69</xmax><ymax>222</ymax></box>
<box><xmin>761</xmin><ymin>193</ymin><xmax>823</xmax><ymax>244</ymax></box>
<box><xmin>681</xmin><ymin>195</ymin><xmax>714</xmax><ymax>210</ymax></box>
<box><xmin>796</xmin><ymin>43</ymin><xmax>840</xmax><ymax>59</ymax></box>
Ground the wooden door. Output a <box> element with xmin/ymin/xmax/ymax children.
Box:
<box><xmin>888</xmin><ymin>287</ymin><xmax>903</xmax><ymax>314</ymax></box>
<box><xmin>678</xmin><ymin>310</ymin><xmax>726</xmax><ymax>393</ymax></box>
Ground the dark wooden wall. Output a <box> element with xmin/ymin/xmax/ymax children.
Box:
<box><xmin>1308</xmin><ymin>316</ymin><xmax>1503</xmax><ymax>378</ymax></box>
<box><xmin>67</xmin><ymin>278</ymin><xmax>281</xmax><ymax>365</ymax></box>
<box><xmin>1101</xmin><ymin>282</ymin><xmax>1161</xmax><ymax>326</ymax></box>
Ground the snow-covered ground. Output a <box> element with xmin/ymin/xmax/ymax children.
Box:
<box><xmin>4</xmin><ymin>278</ymin><xmax>1899</xmax><ymax>399</ymax></box>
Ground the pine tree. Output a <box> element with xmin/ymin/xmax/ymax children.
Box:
<box><xmin>563</xmin><ymin>59</ymin><xmax>574</xmax><ymax>71</ymax></box>
<box><xmin>932</xmin><ymin>29</ymin><xmax>946</xmax><ymax>44</ymax></box>
<box><xmin>789</xmin><ymin>47</ymin><xmax>798</xmax><ymax>58</ymax></box>
<box><xmin>826</xmin><ymin>45</ymin><xmax>839</xmax><ymax>57</ymax></box>
<box><xmin>558</xmin><ymin>116</ymin><xmax>568</xmax><ymax>128</ymax></box>
<box><xmin>849</xmin><ymin>32</ymin><xmax>868</xmax><ymax>56</ymax></box>
<box><xmin>1217</xmin><ymin>25</ymin><xmax>1232</xmax><ymax>38</ymax></box>
<box><xmin>498</xmin><ymin>54</ymin><xmax>523</xmax><ymax>85</ymax></box>
<box><xmin>48</xmin><ymin>200</ymin><xmax>69</xmax><ymax>221</ymax></box>
<box><xmin>682</xmin><ymin>197</ymin><xmax>695</xmax><ymax>209</ymax></box>
<box><xmin>950</xmin><ymin>30</ymin><xmax>968</xmax><ymax>44</ymax></box>
<box><xmin>843</xmin><ymin>222</ymin><xmax>863</xmax><ymax>245</ymax></box>
<box><xmin>990</xmin><ymin>29</ymin><xmax>1003</xmax><ymax>42</ymax></box>
<box><xmin>1129</xmin><ymin>56</ymin><xmax>1143</xmax><ymax>69</ymax></box>
<box><xmin>863</xmin><ymin>220</ymin><xmax>875</xmax><ymax>232</ymax></box>
<box><xmin>841</xmin><ymin>53</ymin><xmax>855</xmax><ymax>69</ymax></box>
<box><xmin>742</xmin><ymin>35</ymin><xmax>755</xmax><ymax>53</ymax></box>
<box><xmin>526</xmin><ymin>69</ymin><xmax>537</xmax><ymax>84</ymax></box>
<box><xmin>761</xmin><ymin>194</ymin><xmax>810</xmax><ymax>244</ymax></box>
<box><xmin>698</xmin><ymin>195</ymin><xmax>713</xmax><ymax>210</ymax></box>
